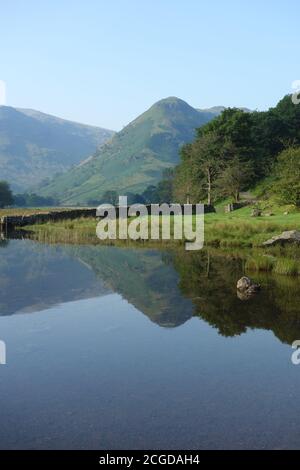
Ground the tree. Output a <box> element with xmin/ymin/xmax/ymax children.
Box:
<box><xmin>155</xmin><ymin>168</ymin><xmax>174</xmax><ymax>203</ymax></box>
<box><xmin>173</xmin><ymin>144</ymin><xmax>194</xmax><ymax>203</ymax></box>
<box><xmin>174</xmin><ymin>133</ymin><xmax>222</xmax><ymax>204</ymax></box>
<box><xmin>142</xmin><ymin>185</ymin><xmax>160</xmax><ymax>204</ymax></box>
<box><xmin>171</xmin><ymin>94</ymin><xmax>300</xmax><ymax>205</ymax></box>
<box><xmin>271</xmin><ymin>146</ymin><xmax>300</xmax><ymax>206</ymax></box>
<box><xmin>14</xmin><ymin>193</ymin><xmax>58</xmax><ymax>207</ymax></box>
<box><xmin>216</xmin><ymin>156</ymin><xmax>254</xmax><ymax>202</ymax></box>
<box><xmin>0</xmin><ymin>181</ymin><xmax>13</xmax><ymax>208</ymax></box>
<box><xmin>190</xmin><ymin>131</ymin><xmax>225</xmax><ymax>204</ymax></box>
<box><xmin>141</xmin><ymin>169</ymin><xmax>174</xmax><ymax>204</ymax></box>
<box><xmin>100</xmin><ymin>190</ymin><xmax>118</xmax><ymax>205</ymax></box>
<box><xmin>126</xmin><ymin>193</ymin><xmax>146</xmax><ymax>204</ymax></box>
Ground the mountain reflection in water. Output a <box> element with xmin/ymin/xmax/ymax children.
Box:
<box><xmin>0</xmin><ymin>238</ymin><xmax>299</xmax><ymax>344</ymax></box>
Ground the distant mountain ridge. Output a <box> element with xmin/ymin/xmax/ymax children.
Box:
<box><xmin>0</xmin><ymin>106</ymin><xmax>114</xmax><ymax>191</ymax></box>
<box><xmin>38</xmin><ymin>97</ymin><xmax>222</xmax><ymax>204</ymax></box>
<box><xmin>198</xmin><ymin>105</ymin><xmax>251</xmax><ymax>115</ymax></box>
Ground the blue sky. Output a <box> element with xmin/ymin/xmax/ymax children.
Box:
<box><xmin>1</xmin><ymin>0</ymin><xmax>299</xmax><ymax>130</ymax></box>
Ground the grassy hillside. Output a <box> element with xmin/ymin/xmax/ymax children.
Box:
<box><xmin>0</xmin><ymin>106</ymin><xmax>114</xmax><ymax>191</ymax></box>
<box><xmin>38</xmin><ymin>97</ymin><xmax>219</xmax><ymax>204</ymax></box>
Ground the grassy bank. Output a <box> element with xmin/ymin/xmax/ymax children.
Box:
<box><xmin>18</xmin><ymin>202</ymin><xmax>300</xmax><ymax>276</ymax></box>
<box><xmin>245</xmin><ymin>253</ymin><xmax>300</xmax><ymax>276</ymax></box>
<box><xmin>0</xmin><ymin>207</ymin><xmax>77</xmax><ymax>216</ymax></box>
<box><xmin>23</xmin><ymin>204</ymin><xmax>300</xmax><ymax>248</ymax></box>
<box><xmin>205</xmin><ymin>205</ymin><xmax>300</xmax><ymax>247</ymax></box>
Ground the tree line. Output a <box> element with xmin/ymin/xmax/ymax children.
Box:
<box><xmin>0</xmin><ymin>182</ymin><xmax>57</xmax><ymax>208</ymax></box>
<box><xmin>172</xmin><ymin>94</ymin><xmax>300</xmax><ymax>205</ymax></box>
<box><xmin>87</xmin><ymin>168</ymin><xmax>174</xmax><ymax>206</ymax></box>
<box><xmin>98</xmin><ymin>94</ymin><xmax>300</xmax><ymax>207</ymax></box>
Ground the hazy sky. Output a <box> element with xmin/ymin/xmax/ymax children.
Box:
<box><xmin>1</xmin><ymin>0</ymin><xmax>299</xmax><ymax>130</ymax></box>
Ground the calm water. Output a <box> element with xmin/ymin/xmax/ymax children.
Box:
<box><xmin>0</xmin><ymin>238</ymin><xmax>300</xmax><ymax>449</ymax></box>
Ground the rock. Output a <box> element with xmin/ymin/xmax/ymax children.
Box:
<box><xmin>262</xmin><ymin>230</ymin><xmax>300</xmax><ymax>246</ymax></box>
<box><xmin>237</xmin><ymin>276</ymin><xmax>260</xmax><ymax>301</ymax></box>
<box><xmin>237</xmin><ymin>289</ymin><xmax>256</xmax><ymax>301</ymax></box>
<box><xmin>251</xmin><ymin>208</ymin><xmax>261</xmax><ymax>217</ymax></box>
<box><xmin>237</xmin><ymin>276</ymin><xmax>260</xmax><ymax>291</ymax></box>
<box><xmin>224</xmin><ymin>202</ymin><xmax>249</xmax><ymax>213</ymax></box>
<box><xmin>284</xmin><ymin>211</ymin><xmax>289</xmax><ymax>215</ymax></box>
<box><xmin>263</xmin><ymin>212</ymin><xmax>274</xmax><ymax>217</ymax></box>
<box><xmin>237</xmin><ymin>276</ymin><xmax>252</xmax><ymax>290</ymax></box>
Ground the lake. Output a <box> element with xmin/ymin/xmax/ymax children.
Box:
<box><xmin>0</xmin><ymin>238</ymin><xmax>299</xmax><ymax>449</ymax></box>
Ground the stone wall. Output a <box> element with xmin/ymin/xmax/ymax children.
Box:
<box><xmin>224</xmin><ymin>202</ymin><xmax>249</xmax><ymax>213</ymax></box>
<box><xmin>0</xmin><ymin>208</ymin><xmax>97</xmax><ymax>230</ymax></box>
<box><xmin>0</xmin><ymin>203</ymin><xmax>215</xmax><ymax>231</ymax></box>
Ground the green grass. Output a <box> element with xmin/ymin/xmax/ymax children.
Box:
<box><xmin>23</xmin><ymin>203</ymin><xmax>300</xmax><ymax>248</ymax></box>
<box><xmin>245</xmin><ymin>253</ymin><xmax>300</xmax><ymax>276</ymax></box>
<box><xmin>273</xmin><ymin>258</ymin><xmax>299</xmax><ymax>275</ymax></box>
<box><xmin>25</xmin><ymin>217</ymin><xmax>100</xmax><ymax>245</ymax></box>
<box><xmin>18</xmin><ymin>202</ymin><xmax>300</xmax><ymax>276</ymax></box>
<box><xmin>245</xmin><ymin>254</ymin><xmax>276</xmax><ymax>272</ymax></box>
<box><xmin>20</xmin><ymin>205</ymin><xmax>300</xmax><ymax>277</ymax></box>
<box><xmin>204</xmin><ymin>204</ymin><xmax>300</xmax><ymax>247</ymax></box>
<box><xmin>0</xmin><ymin>207</ymin><xmax>85</xmax><ymax>216</ymax></box>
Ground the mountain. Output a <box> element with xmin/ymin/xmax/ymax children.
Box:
<box><xmin>198</xmin><ymin>106</ymin><xmax>226</xmax><ymax>115</ymax></box>
<box><xmin>198</xmin><ymin>105</ymin><xmax>251</xmax><ymax>115</ymax></box>
<box><xmin>0</xmin><ymin>239</ymin><xmax>192</xmax><ymax>327</ymax></box>
<box><xmin>70</xmin><ymin>245</ymin><xmax>193</xmax><ymax>327</ymax></box>
<box><xmin>38</xmin><ymin>97</ymin><xmax>220</xmax><ymax>204</ymax></box>
<box><xmin>0</xmin><ymin>106</ymin><xmax>114</xmax><ymax>192</ymax></box>
<box><xmin>0</xmin><ymin>240</ymin><xmax>110</xmax><ymax>316</ymax></box>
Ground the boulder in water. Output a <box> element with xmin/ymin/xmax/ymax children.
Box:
<box><xmin>237</xmin><ymin>276</ymin><xmax>260</xmax><ymax>300</ymax></box>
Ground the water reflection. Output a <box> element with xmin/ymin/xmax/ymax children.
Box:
<box><xmin>0</xmin><ymin>239</ymin><xmax>110</xmax><ymax>315</ymax></box>
<box><xmin>1</xmin><ymin>238</ymin><xmax>300</xmax><ymax>449</ymax></box>
<box><xmin>173</xmin><ymin>250</ymin><xmax>300</xmax><ymax>344</ymax></box>
<box><xmin>1</xmin><ymin>239</ymin><xmax>300</xmax><ymax>344</ymax></box>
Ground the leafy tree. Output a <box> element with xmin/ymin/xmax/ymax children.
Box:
<box><xmin>0</xmin><ymin>181</ymin><xmax>13</xmax><ymax>208</ymax></box>
<box><xmin>100</xmin><ymin>190</ymin><xmax>118</xmax><ymax>205</ymax></box>
<box><xmin>174</xmin><ymin>132</ymin><xmax>225</xmax><ymax>204</ymax></box>
<box><xmin>173</xmin><ymin>144</ymin><xmax>194</xmax><ymax>203</ymax></box>
<box><xmin>192</xmin><ymin>131</ymin><xmax>224</xmax><ymax>204</ymax></box>
<box><xmin>271</xmin><ymin>146</ymin><xmax>300</xmax><ymax>206</ymax></box>
<box><xmin>155</xmin><ymin>168</ymin><xmax>174</xmax><ymax>203</ymax></box>
<box><xmin>14</xmin><ymin>193</ymin><xmax>58</xmax><ymax>207</ymax></box>
<box><xmin>142</xmin><ymin>185</ymin><xmax>160</xmax><ymax>204</ymax></box>
<box><xmin>216</xmin><ymin>156</ymin><xmax>254</xmax><ymax>203</ymax></box>
<box><xmin>142</xmin><ymin>169</ymin><xmax>174</xmax><ymax>203</ymax></box>
<box><xmin>126</xmin><ymin>193</ymin><xmax>146</xmax><ymax>204</ymax></box>
<box><xmin>173</xmin><ymin>95</ymin><xmax>300</xmax><ymax>204</ymax></box>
